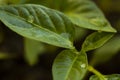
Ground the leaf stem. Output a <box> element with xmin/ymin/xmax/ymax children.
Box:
<box><xmin>88</xmin><ymin>65</ymin><xmax>106</xmax><ymax>80</ymax></box>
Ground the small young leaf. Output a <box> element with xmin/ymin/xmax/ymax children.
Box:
<box><xmin>0</xmin><ymin>4</ymin><xmax>75</xmax><ymax>49</ymax></box>
<box><xmin>24</xmin><ymin>38</ymin><xmax>45</xmax><ymax>65</ymax></box>
<box><xmin>82</xmin><ymin>32</ymin><xmax>114</xmax><ymax>52</ymax></box>
<box><xmin>65</xmin><ymin>0</ymin><xmax>116</xmax><ymax>32</ymax></box>
<box><xmin>90</xmin><ymin>36</ymin><xmax>120</xmax><ymax>66</ymax></box>
<box><xmin>90</xmin><ymin>74</ymin><xmax>120</xmax><ymax>80</ymax></box>
<box><xmin>52</xmin><ymin>50</ymin><xmax>88</xmax><ymax>80</ymax></box>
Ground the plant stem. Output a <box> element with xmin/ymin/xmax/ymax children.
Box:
<box><xmin>88</xmin><ymin>65</ymin><xmax>106</xmax><ymax>80</ymax></box>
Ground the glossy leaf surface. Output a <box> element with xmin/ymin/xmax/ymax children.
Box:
<box><xmin>24</xmin><ymin>38</ymin><xmax>45</xmax><ymax>65</ymax></box>
<box><xmin>82</xmin><ymin>32</ymin><xmax>114</xmax><ymax>52</ymax></box>
<box><xmin>52</xmin><ymin>50</ymin><xmax>88</xmax><ymax>80</ymax></box>
<box><xmin>64</xmin><ymin>0</ymin><xmax>116</xmax><ymax>32</ymax></box>
<box><xmin>0</xmin><ymin>4</ymin><xmax>75</xmax><ymax>49</ymax></box>
<box><xmin>90</xmin><ymin>74</ymin><xmax>120</xmax><ymax>80</ymax></box>
<box><xmin>25</xmin><ymin>0</ymin><xmax>116</xmax><ymax>32</ymax></box>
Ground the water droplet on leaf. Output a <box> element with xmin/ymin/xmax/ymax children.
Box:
<box><xmin>80</xmin><ymin>64</ymin><xmax>86</xmax><ymax>68</ymax></box>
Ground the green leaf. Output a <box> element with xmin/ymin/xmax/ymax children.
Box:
<box><xmin>25</xmin><ymin>0</ymin><xmax>50</xmax><ymax>5</ymax></box>
<box><xmin>0</xmin><ymin>4</ymin><xmax>75</xmax><ymax>49</ymax></box>
<box><xmin>0</xmin><ymin>0</ymin><xmax>21</xmax><ymax>5</ymax></box>
<box><xmin>82</xmin><ymin>32</ymin><xmax>114</xmax><ymax>52</ymax></box>
<box><xmin>75</xmin><ymin>27</ymin><xmax>87</xmax><ymax>41</ymax></box>
<box><xmin>90</xmin><ymin>36</ymin><xmax>120</xmax><ymax>66</ymax></box>
<box><xmin>0</xmin><ymin>0</ymin><xmax>6</xmax><ymax>5</ymax></box>
<box><xmin>52</xmin><ymin>50</ymin><xmax>88</xmax><ymax>80</ymax></box>
<box><xmin>24</xmin><ymin>38</ymin><xmax>45</xmax><ymax>65</ymax></box>
<box><xmin>90</xmin><ymin>74</ymin><xmax>120</xmax><ymax>80</ymax></box>
<box><xmin>26</xmin><ymin>0</ymin><xmax>67</xmax><ymax>10</ymax></box>
<box><xmin>8</xmin><ymin>0</ymin><xmax>21</xmax><ymax>4</ymax></box>
<box><xmin>25</xmin><ymin>0</ymin><xmax>43</xmax><ymax>4</ymax></box>
<box><xmin>64</xmin><ymin>0</ymin><xmax>116</xmax><ymax>32</ymax></box>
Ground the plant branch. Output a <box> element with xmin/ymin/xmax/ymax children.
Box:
<box><xmin>88</xmin><ymin>65</ymin><xmax>106</xmax><ymax>80</ymax></box>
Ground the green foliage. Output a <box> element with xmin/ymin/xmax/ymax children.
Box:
<box><xmin>0</xmin><ymin>0</ymin><xmax>119</xmax><ymax>80</ymax></box>
<box><xmin>24</xmin><ymin>38</ymin><xmax>45</xmax><ymax>65</ymax></box>
<box><xmin>52</xmin><ymin>50</ymin><xmax>88</xmax><ymax>80</ymax></box>
<box><xmin>0</xmin><ymin>4</ymin><xmax>75</xmax><ymax>49</ymax></box>
<box><xmin>82</xmin><ymin>32</ymin><xmax>114</xmax><ymax>52</ymax></box>
<box><xmin>90</xmin><ymin>36</ymin><xmax>120</xmax><ymax>66</ymax></box>
<box><xmin>64</xmin><ymin>0</ymin><xmax>116</xmax><ymax>32</ymax></box>
<box><xmin>0</xmin><ymin>0</ymin><xmax>21</xmax><ymax>4</ymax></box>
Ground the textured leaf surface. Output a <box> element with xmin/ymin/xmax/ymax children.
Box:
<box><xmin>52</xmin><ymin>50</ymin><xmax>88</xmax><ymax>80</ymax></box>
<box><xmin>82</xmin><ymin>32</ymin><xmax>114</xmax><ymax>52</ymax></box>
<box><xmin>90</xmin><ymin>74</ymin><xmax>120</xmax><ymax>80</ymax></box>
<box><xmin>24</xmin><ymin>38</ymin><xmax>45</xmax><ymax>65</ymax></box>
<box><xmin>90</xmin><ymin>36</ymin><xmax>120</xmax><ymax>66</ymax></box>
<box><xmin>64</xmin><ymin>0</ymin><xmax>116</xmax><ymax>32</ymax></box>
<box><xmin>0</xmin><ymin>4</ymin><xmax>75</xmax><ymax>49</ymax></box>
<box><xmin>25</xmin><ymin>0</ymin><xmax>116</xmax><ymax>32</ymax></box>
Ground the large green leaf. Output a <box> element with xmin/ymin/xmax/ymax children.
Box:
<box><xmin>82</xmin><ymin>32</ymin><xmax>114</xmax><ymax>52</ymax></box>
<box><xmin>25</xmin><ymin>0</ymin><xmax>50</xmax><ymax>6</ymax></box>
<box><xmin>90</xmin><ymin>36</ymin><xmax>120</xmax><ymax>66</ymax></box>
<box><xmin>52</xmin><ymin>50</ymin><xmax>88</xmax><ymax>80</ymax></box>
<box><xmin>0</xmin><ymin>4</ymin><xmax>75</xmax><ymax>49</ymax></box>
<box><xmin>64</xmin><ymin>0</ymin><xmax>116</xmax><ymax>32</ymax></box>
<box><xmin>90</xmin><ymin>74</ymin><xmax>120</xmax><ymax>80</ymax></box>
<box><xmin>24</xmin><ymin>38</ymin><xmax>45</xmax><ymax>65</ymax></box>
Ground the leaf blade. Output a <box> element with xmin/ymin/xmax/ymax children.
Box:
<box><xmin>65</xmin><ymin>0</ymin><xmax>116</xmax><ymax>32</ymax></box>
<box><xmin>52</xmin><ymin>50</ymin><xmax>88</xmax><ymax>80</ymax></box>
<box><xmin>90</xmin><ymin>36</ymin><xmax>120</xmax><ymax>66</ymax></box>
<box><xmin>0</xmin><ymin>4</ymin><xmax>75</xmax><ymax>49</ymax></box>
<box><xmin>82</xmin><ymin>32</ymin><xmax>114</xmax><ymax>52</ymax></box>
<box><xmin>24</xmin><ymin>38</ymin><xmax>45</xmax><ymax>65</ymax></box>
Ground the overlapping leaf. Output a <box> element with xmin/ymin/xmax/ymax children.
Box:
<box><xmin>0</xmin><ymin>4</ymin><xmax>75</xmax><ymax>49</ymax></box>
<box><xmin>90</xmin><ymin>74</ymin><xmax>120</xmax><ymax>80</ymax></box>
<box><xmin>52</xmin><ymin>50</ymin><xmax>88</xmax><ymax>80</ymax></box>
<box><xmin>0</xmin><ymin>0</ymin><xmax>21</xmax><ymax>5</ymax></box>
<box><xmin>90</xmin><ymin>36</ymin><xmax>120</xmax><ymax>66</ymax></box>
<box><xmin>24</xmin><ymin>0</ymin><xmax>116</xmax><ymax>33</ymax></box>
<box><xmin>64</xmin><ymin>0</ymin><xmax>116</xmax><ymax>32</ymax></box>
<box><xmin>24</xmin><ymin>38</ymin><xmax>45</xmax><ymax>65</ymax></box>
<box><xmin>82</xmin><ymin>32</ymin><xmax>114</xmax><ymax>52</ymax></box>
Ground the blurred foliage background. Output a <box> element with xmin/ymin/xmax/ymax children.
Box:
<box><xmin>0</xmin><ymin>0</ymin><xmax>120</xmax><ymax>80</ymax></box>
